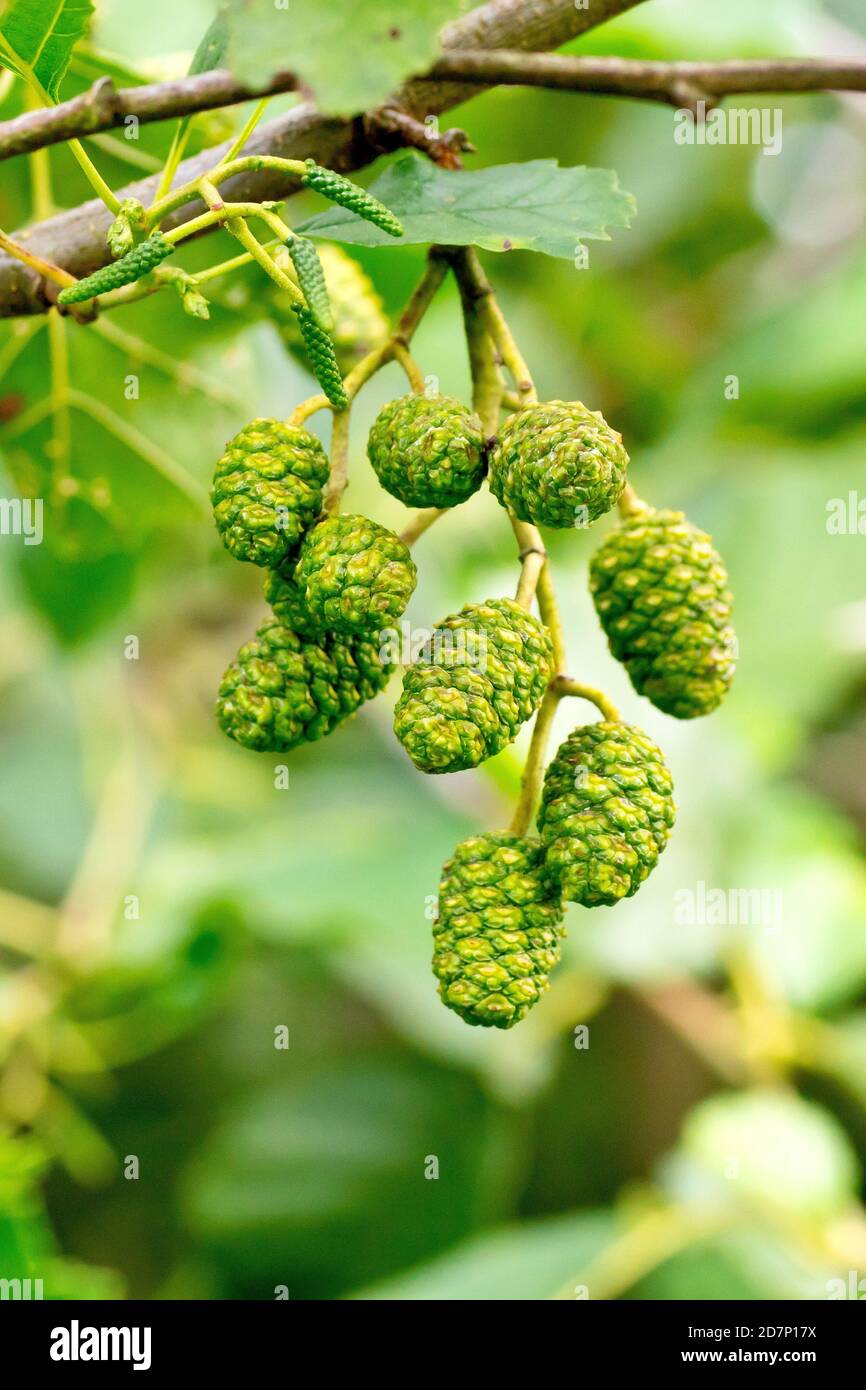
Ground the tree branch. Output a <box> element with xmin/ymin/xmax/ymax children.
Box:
<box><xmin>429</xmin><ymin>51</ymin><xmax>866</xmax><ymax>107</ymax></box>
<box><xmin>2</xmin><ymin>37</ymin><xmax>863</xmax><ymax>170</ymax></box>
<box><xmin>0</xmin><ymin>0</ymin><xmax>645</xmax><ymax>317</ymax></box>
<box><xmin>0</xmin><ymin>70</ymin><xmax>302</xmax><ymax>163</ymax></box>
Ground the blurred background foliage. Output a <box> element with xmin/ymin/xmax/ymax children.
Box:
<box><xmin>1</xmin><ymin>0</ymin><xmax>866</xmax><ymax>1300</ymax></box>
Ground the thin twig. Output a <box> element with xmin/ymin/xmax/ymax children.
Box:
<box><xmin>0</xmin><ymin>70</ymin><xmax>302</xmax><ymax>163</ymax></box>
<box><xmin>429</xmin><ymin>51</ymin><xmax>866</xmax><ymax>109</ymax></box>
<box><xmin>324</xmin><ymin>407</ymin><xmax>352</xmax><ymax>513</ymax></box>
<box><xmin>0</xmin><ymin>227</ymin><xmax>74</xmax><ymax>289</ymax></box>
<box><xmin>400</xmin><ymin>507</ymin><xmax>447</xmax><ymax>547</ymax></box>
<box><xmin>2</xmin><ymin>48</ymin><xmax>862</xmax><ymax>165</ymax></box>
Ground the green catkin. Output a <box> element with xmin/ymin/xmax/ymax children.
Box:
<box><xmin>301</xmin><ymin>160</ymin><xmax>404</xmax><ymax>238</ymax></box>
<box><xmin>292</xmin><ymin>305</ymin><xmax>349</xmax><ymax>409</ymax></box>
<box><xmin>287</xmin><ymin>237</ymin><xmax>333</xmax><ymax>331</ymax></box>
<box><xmin>57</xmin><ymin>231</ymin><xmax>175</xmax><ymax>304</ymax></box>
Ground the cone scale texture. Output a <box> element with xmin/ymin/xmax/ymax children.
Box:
<box><xmin>367</xmin><ymin>393</ymin><xmax>486</xmax><ymax>508</ymax></box>
<box><xmin>538</xmin><ymin>721</ymin><xmax>675</xmax><ymax>907</ymax></box>
<box><xmin>394</xmin><ymin>598</ymin><xmax>553</xmax><ymax>773</ymax></box>
<box><xmin>433</xmin><ymin>832</ymin><xmax>565</xmax><ymax>1029</ymax></box>
<box><xmin>263</xmin><ymin>568</ymin><xmax>321</xmax><ymax>636</ymax></box>
<box><xmin>294</xmin><ymin>513</ymin><xmax>417</xmax><ymax>635</ymax></box>
<box><xmin>211</xmin><ymin>419</ymin><xmax>329</xmax><ymax>569</ymax></box>
<box><xmin>217</xmin><ymin>617</ymin><xmax>393</xmax><ymax>752</ymax></box>
<box><xmin>590</xmin><ymin>508</ymin><xmax>736</xmax><ymax>718</ymax></box>
<box><xmin>489</xmin><ymin>400</ymin><xmax>628</xmax><ymax>529</ymax></box>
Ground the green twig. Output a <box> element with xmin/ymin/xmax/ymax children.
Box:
<box><xmin>218</xmin><ymin>97</ymin><xmax>271</xmax><ymax>166</ymax></box>
<box><xmin>553</xmin><ymin>675</ymin><xmax>620</xmax><ymax>723</ymax></box>
<box><xmin>324</xmin><ymin>407</ymin><xmax>352</xmax><ymax>513</ymax></box>
<box><xmin>400</xmin><ymin>507</ymin><xmax>447</xmax><ymax>547</ymax></box>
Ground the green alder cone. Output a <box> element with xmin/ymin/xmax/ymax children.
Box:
<box><xmin>488</xmin><ymin>400</ymin><xmax>628</xmax><ymax>529</ymax></box>
<box><xmin>433</xmin><ymin>832</ymin><xmax>565</xmax><ymax>1029</ymax></box>
<box><xmin>538</xmin><ymin>721</ymin><xmax>675</xmax><ymax>907</ymax></box>
<box><xmin>294</xmin><ymin>513</ymin><xmax>417</xmax><ymax>635</ymax></box>
<box><xmin>292</xmin><ymin>305</ymin><xmax>349</xmax><ymax>409</ymax></box>
<box><xmin>57</xmin><ymin>232</ymin><xmax>175</xmax><ymax>304</ymax></box>
<box><xmin>302</xmin><ymin>160</ymin><xmax>404</xmax><ymax>238</ymax></box>
<box><xmin>211</xmin><ymin>420</ymin><xmax>329</xmax><ymax>569</ymax></box>
<box><xmin>263</xmin><ymin>567</ymin><xmax>322</xmax><ymax>636</ymax></box>
<box><xmin>367</xmin><ymin>392</ymin><xmax>487</xmax><ymax>508</ymax></box>
<box><xmin>589</xmin><ymin>507</ymin><xmax>736</xmax><ymax>719</ymax></box>
<box><xmin>269</xmin><ymin>245</ymin><xmax>389</xmax><ymax>375</ymax></box>
<box><xmin>217</xmin><ymin>616</ymin><xmax>393</xmax><ymax>752</ymax></box>
<box><xmin>394</xmin><ymin>598</ymin><xmax>553</xmax><ymax>774</ymax></box>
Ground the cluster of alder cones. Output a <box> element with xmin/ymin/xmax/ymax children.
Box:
<box><xmin>211</xmin><ymin>251</ymin><xmax>736</xmax><ymax>1030</ymax></box>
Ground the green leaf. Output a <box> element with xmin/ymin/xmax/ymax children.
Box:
<box><xmin>353</xmin><ymin>1209</ymin><xmax>617</xmax><ymax>1300</ymax></box>
<box><xmin>182</xmin><ymin>1053</ymin><xmax>521</xmax><ymax>1297</ymax></box>
<box><xmin>188</xmin><ymin>7</ymin><xmax>232</xmax><ymax>76</ymax></box>
<box><xmin>677</xmin><ymin>1090</ymin><xmax>860</xmax><ymax>1224</ymax></box>
<box><xmin>224</xmin><ymin>0</ymin><xmax>467</xmax><ymax>118</ymax></box>
<box><xmin>0</xmin><ymin>0</ymin><xmax>94</xmax><ymax>99</ymax></box>
<box><xmin>298</xmin><ymin>153</ymin><xmax>636</xmax><ymax>258</ymax></box>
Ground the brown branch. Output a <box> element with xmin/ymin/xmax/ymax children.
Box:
<box><xmin>2</xmin><ymin>39</ymin><xmax>862</xmax><ymax>170</ymax></box>
<box><xmin>429</xmin><ymin>51</ymin><xmax>866</xmax><ymax>107</ymax></box>
<box><xmin>0</xmin><ymin>0</ymin><xmax>646</xmax><ymax>318</ymax></box>
<box><xmin>363</xmin><ymin>107</ymin><xmax>475</xmax><ymax>170</ymax></box>
<box><xmin>0</xmin><ymin>70</ymin><xmax>302</xmax><ymax>164</ymax></box>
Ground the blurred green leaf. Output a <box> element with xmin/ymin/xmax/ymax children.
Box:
<box><xmin>676</xmin><ymin>1089</ymin><xmax>860</xmax><ymax>1223</ymax></box>
<box><xmin>0</xmin><ymin>0</ymin><xmax>94</xmax><ymax>98</ymax></box>
<box><xmin>631</xmin><ymin>1225</ymin><xmax>837</xmax><ymax>1301</ymax></box>
<box><xmin>182</xmin><ymin>1052</ymin><xmax>522</xmax><ymax>1296</ymax></box>
<box><xmin>0</xmin><ymin>1131</ymin><xmax>122</xmax><ymax>1296</ymax></box>
<box><xmin>354</xmin><ymin>1208</ymin><xmax>617</xmax><ymax>1300</ymax></box>
<box><xmin>225</xmin><ymin>0</ymin><xmax>467</xmax><ymax>117</ymax></box>
<box><xmin>733</xmin><ymin>789</ymin><xmax>866</xmax><ymax>1011</ymax></box>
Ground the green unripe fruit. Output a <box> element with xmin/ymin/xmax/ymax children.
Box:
<box><xmin>263</xmin><ymin>567</ymin><xmax>321</xmax><ymax>636</ymax></box>
<box><xmin>294</xmin><ymin>513</ymin><xmax>417</xmax><ymax>635</ymax></box>
<box><xmin>488</xmin><ymin>400</ymin><xmax>628</xmax><ymax>529</ymax></box>
<box><xmin>589</xmin><ymin>507</ymin><xmax>736</xmax><ymax>719</ymax></box>
<box><xmin>211</xmin><ymin>419</ymin><xmax>329</xmax><ymax>569</ymax></box>
<box><xmin>367</xmin><ymin>393</ymin><xmax>487</xmax><ymax>508</ymax></box>
<box><xmin>269</xmin><ymin>245</ymin><xmax>388</xmax><ymax>375</ymax></box>
<box><xmin>394</xmin><ymin>598</ymin><xmax>553</xmax><ymax>774</ymax></box>
<box><xmin>301</xmin><ymin>160</ymin><xmax>404</xmax><ymax>238</ymax></box>
<box><xmin>217</xmin><ymin>616</ymin><xmax>393</xmax><ymax>752</ymax></box>
<box><xmin>538</xmin><ymin>720</ymin><xmax>675</xmax><ymax>906</ymax></box>
<box><xmin>433</xmin><ymin>832</ymin><xmax>565</xmax><ymax>1029</ymax></box>
<box><xmin>58</xmin><ymin>232</ymin><xmax>174</xmax><ymax>304</ymax></box>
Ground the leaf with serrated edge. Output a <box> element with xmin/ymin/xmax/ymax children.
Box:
<box><xmin>298</xmin><ymin>154</ymin><xmax>636</xmax><ymax>258</ymax></box>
